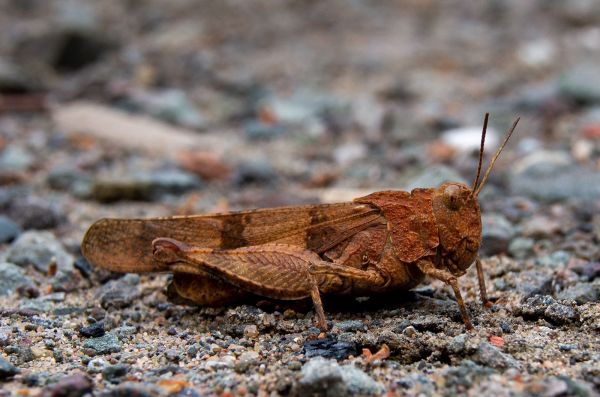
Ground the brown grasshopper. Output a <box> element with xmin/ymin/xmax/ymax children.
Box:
<box><xmin>82</xmin><ymin>114</ymin><xmax>519</xmax><ymax>331</ymax></box>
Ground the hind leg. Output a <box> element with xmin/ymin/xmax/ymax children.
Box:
<box><xmin>167</xmin><ymin>272</ymin><xmax>250</xmax><ymax>306</ymax></box>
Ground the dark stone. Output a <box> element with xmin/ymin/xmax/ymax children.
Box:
<box><xmin>88</xmin><ymin>171</ymin><xmax>203</xmax><ymax>203</ymax></box>
<box><xmin>233</xmin><ymin>160</ymin><xmax>278</xmax><ymax>187</ymax></box>
<box><xmin>544</xmin><ymin>303</ymin><xmax>579</xmax><ymax>325</ymax></box>
<box><xmin>74</xmin><ymin>256</ymin><xmax>93</xmax><ymax>279</ymax></box>
<box><xmin>519</xmin><ymin>295</ymin><xmax>556</xmax><ymax>320</ymax></box>
<box><xmin>102</xmin><ymin>364</ymin><xmax>129</xmax><ymax>383</ymax></box>
<box><xmin>96</xmin><ymin>275</ymin><xmax>141</xmax><ymax>309</ymax></box>
<box><xmin>0</xmin><ymin>216</ymin><xmax>21</xmax><ymax>243</ymax></box>
<box><xmin>0</xmin><ymin>356</ymin><xmax>19</xmax><ymax>381</ymax></box>
<box><xmin>303</xmin><ymin>337</ymin><xmax>359</xmax><ymax>360</ymax></box>
<box><xmin>79</xmin><ymin>322</ymin><xmax>105</xmax><ymax>338</ymax></box>
<box><xmin>43</xmin><ymin>373</ymin><xmax>93</xmax><ymax>397</ymax></box>
<box><xmin>6</xmin><ymin>198</ymin><xmax>65</xmax><ymax>230</ymax></box>
<box><xmin>53</xmin><ymin>29</ymin><xmax>113</xmax><ymax>72</ymax></box>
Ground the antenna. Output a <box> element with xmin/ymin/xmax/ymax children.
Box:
<box><xmin>474</xmin><ymin>117</ymin><xmax>520</xmax><ymax>197</ymax></box>
<box><xmin>472</xmin><ymin>113</ymin><xmax>489</xmax><ymax>190</ymax></box>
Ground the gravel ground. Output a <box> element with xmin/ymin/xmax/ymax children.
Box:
<box><xmin>1</xmin><ymin>1</ymin><xmax>600</xmax><ymax>396</ymax></box>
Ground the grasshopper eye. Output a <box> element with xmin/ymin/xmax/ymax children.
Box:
<box><xmin>443</xmin><ymin>184</ymin><xmax>463</xmax><ymax>211</ymax></box>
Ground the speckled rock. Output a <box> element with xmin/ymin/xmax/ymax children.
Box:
<box><xmin>544</xmin><ymin>303</ymin><xmax>579</xmax><ymax>325</ymax></box>
<box><xmin>83</xmin><ymin>333</ymin><xmax>121</xmax><ymax>355</ymax></box>
<box><xmin>0</xmin><ymin>216</ymin><xmax>21</xmax><ymax>243</ymax></box>
<box><xmin>41</xmin><ymin>373</ymin><xmax>93</xmax><ymax>397</ymax></box>
<box><xmin>296</xmin><ymin>357</ymin><xmax>384</xmax><ymax>396</ymax></box>
<box><xmin>472</xmin><ymin>342</ymin><xmax>521</xmax><ymax>369</ymax></box>
<box><xmin>6</xmin><ymin>231</ymin><xmax>74</xmax><ymax>273</ymax></box>
<box><xmin>102</xmin><ymin>364</ymin><xmax>129</xmax><ymax>383</ymax></box>
<box><xmin>0</xmin><ymin>356</ymin><xmax>19</xmax><ymax>381</ymax></box>
<box><xmin>96</xmin><ymin>274</ymin><xmax>141</xmax><ymax>309</ymax></box>
<box><xmin>0</xmin><ymin>262</ymin><xmax>33</xmax><ymax>296</ymax></box>
<box><xmin>303</xmin><ymin>337</ymin><xmax>359</xmax><ymax>360</ymax></box>
<box><xmin>556</xmin><ymin>282</ymin><xmax>600</xmax><ymax>304</ymax></box>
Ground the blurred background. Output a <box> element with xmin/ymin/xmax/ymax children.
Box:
<box><xmin>2</xmin><ymin>0</ymin><xmax>600</xmax><ymax>223</ymax></box>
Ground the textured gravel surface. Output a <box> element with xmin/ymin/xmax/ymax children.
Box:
<box><xmin>1</xmin><ymin>1</ymin><xmax>600</xmax><ymax>396</ymax></box>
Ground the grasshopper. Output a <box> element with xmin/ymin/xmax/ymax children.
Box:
<box><xmin>82</xmin><ymin>114</ymin><xmax>519</xmax><ymax>331</ymax></box>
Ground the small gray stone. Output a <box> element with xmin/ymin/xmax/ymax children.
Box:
<box><xmin>481</xmin><ymin>213</ymin><xmax>516</xmax><ymax>256</ymax></box>
<box><xmin>536</xmin><ymin>251</ymin><xmax>571</xmax><ymax>270</ymax></box>
<box><xmin>508</xmin><ymin>237</ymin><xmax>535</xmax><ymax>259</ymax></box>
<box><xmin>335</xmin><ymin>320</ymin><xmax>366</xmax><ymax>333</ymax></box>
<box><xmin>556</xmin><ymin>282</ymin><xmax>600</xmax><ymax>304</ymax></box>
<box><xmin>96</xmin><ymin>276</ymin><xmax>141</xmax><ymax>309</ymax></box>
<box><xmin>404</xmin><ymin>166</ymin><xmax>466</xmax><ymax>191</ymax></box>
<box><xmin>0</xmin><ymin>262</ymin><xmax>33</xmax><ymax>296</ymax></box>
<box><xmin>296</xmin><ymin>357</ymin><xmax>384</xmax><ymax>396</ymax></box>
<box><xmin>44</xmin><ymin>373</ymin><xmax>93</xmax><ymax>396</ymax></box>
<box><xmin>6</xmin><ymin>231</ymin><xmax>74</xmax><ymax>274</ymax></box>
<box><xmin>88</xmin><ymin>170</ymin><xmax>203</xmax><ymax>203</ymax></box>
<box><xmin>102</xmin><ymin>364</ymin><xmax>129</xmax><ymax>383</ymax></box>
<box><xmin>519</xmin><ymin>295</ymin><xmax>556</xmax><ymax>320</ymax></box>
<box><xmin>87</xmin><ymin>357</ymin><xmax>108</xmax><ymax>374</ymax></box>
<box><xmin>19</xmin><ymin>299</ymin><xmax>52</xmax><ymax>313</ymax></box>
<box><xmin>473</xmin><ymin>342</ymin><xmax>520</xmax><ymax>369</ymax></box>
<box><xmin>0</xmin><ymin>146</ymin><xmax>34</xmax><ymax>172</ymax></box>
<box><xmin>0</xmin><ymin>356</ymin><xmax>19</xmax><ymax>380</ymax></box>
<box><xmin>559</xmin><ymin>62</ymin><xmax>600</xmax><ymax>104</ymax></box>
<box><xmin>79</xmin><ymin>322</ymin><xmax>105</xmax><ymax>338</ymax></box>
<box><xmin>447</xmin><ymin>334</ymin><xmax>468</xmax><ymax>355</ymax></box>
<box><xmin>83</xmin><ymin>333</ymin><xmax>121</xmax><ymax>355</ymax></box>
<box><xmin>0</xmin><ymin>216</ymin><xmax>21</xmax><ymax>243</ymax></box>
<box><xmin>544</xmin><ymin>303</ymin><xmax>579</xmax><ymax>325</ymax></box>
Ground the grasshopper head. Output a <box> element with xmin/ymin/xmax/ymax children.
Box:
<box><xmin>432</xmin><ymin>182</ymin><xmax>481</xmax><ymax>276</ymax></box>
<box><xmin>432</xmin><ymin>114</ymin><xmax>520</xmax><ymax>277</ymax></box>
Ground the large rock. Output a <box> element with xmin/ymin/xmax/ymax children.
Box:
<box><xmin>0</xmin><ymin>262</ymin><xmax>34</xmax><ymax>296</ymax></box>
<box><xmin>6</xmin><ymin>231</ymin><xmax>74</xmax><ymax>274</ymax></box>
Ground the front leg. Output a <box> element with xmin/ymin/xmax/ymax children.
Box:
<box><xmin>415</xmin><ymin>259</ymin><xmax>473</xmax><ymax>330</ymax></box>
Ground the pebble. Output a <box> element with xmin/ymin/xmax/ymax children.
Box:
<box><xmin>96</xmin><ymin>274</ymin><xmax>141</xmax><ymax>309</ymax></box>
<box><xmin>519</xmin><ymin>295</ymin><xmax>556</xmax><ymax>320</ymax></box>
<box><xmin>232</xmin><ymin>160</ymin><xmax>278</xmax><ymax>187</ymax></box>
<box><xmin>441</xmin><ymin>125</ymin><xmax>499</xmax><ymax>153</ymax></box>
<box><xmin>404</xmin><ymin>166</ymin><xmax>466</xmax><ymax>191</ymax></box>
<box><xmin>544</xmin><ymin>303</ymin><xmax>579</xmax><ymax>325</ymax></box>
<box><xmin>481</xmin><ymin>213</ymin><xmax>516</xmax><ymax>256</ymax></box>
<box><xmin>559</xmin><ymin>62</ymin><xmax>600</xmax><ymax>104</ymax></box>
<box><xmin>335</xmin><ymin>320</ymin><xmax>366</xmax><ymax>333</ymax></box>
<box><xmin>88</xmin><ymin>170</ymin><xmax>203</xmax><ymax>203</ymax></box>
<box><xmin>6</xmin><ymin>231</ymin><xmax>74</xmax><ymax>274</ymax></box>
<box><xmin>102</xmin><ymin>382</ymin><xmax>159</xmax><ymax>397</ymax></box>
<box><xmin>244</xmin><ymin>119</ymin><xmax>286</xmax><ymax>140</ymax></box>
<box><xmin>473</xmin><ymin>342</ymin><xmax>521</xmax><ymax>369</ymax></box>
<box><xmin>243</xmin><ymin>324</ymin><xmax>259</xmax><ymax>339</ymax></box>
<box><xmin>102</xmin><ymin>364</ymin><xmax>129</xmax><ymax>383</ymax></box>
<box><xmin>5</xmin><ymin>197</ymin><xmax>66</xmax><ymax>230</ymax></box>
<box><xmin>83</xmin><ymin>333</ymin><xmax>122</xmax><ymax>355</ymax></box>
<box><xmin>511</xmin><ymin>164</ymin><xmax>600</xmax><ymax>202</ymax></box>
<box><xmin>0</xmin><ymin>356</ymin><xmax>19</xmax><ymax>381</ymax></box>
<box><xmin>296</xmin><ymin>357</ymin><xmax>384</xmax><ymax>396</ymax></box>
<box><xmin>126</xmin><ymin>89</ymin><xmax>205</xmax><ymax>129</ymax></box>
<box><xmin>42</xmin><ymin>373</ymin><xmax>93</xmax><ymax>397</ymax></box>
<box><xmin>556</xmin><ymin>282</ymin><xmax>600</xmax><ymax>304</ymax></box>
<box><xmin>0</xmin><ymin>216</ymin><xmax>21</xmax><ymax>243</ymax></box>
<box><xmin>0</xmin><ymin>146</ymin><xmax>34</xmax><ymax>172</ymax></box>
<box><xmin>0</xmin><ymin>262</ymin><xmax>34</xmax><ymax>296</ymax></box>
<box><xmin>303</xmin><ymin>337</ymin><xmax>359</xmax><ymax>360</ymax></box>
<box><xmin>87</xmin><ymin>357</ymin><xmax>108</xmax><ymax>374</ymax></box>
<box><xmin>508</xmin><ymin>237</ymin><xmax>535</xmax><ymax>259</ymax></box>
<box><xmin>80</xmin><ymin>322</ymin><xmax>106</xmax><ymax>338</ymax></box>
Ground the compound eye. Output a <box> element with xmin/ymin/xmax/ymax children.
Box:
<box><xmin>443</xmin><ymin>184</ymin><xmax>463</xmax><ymax>211</ymax></box>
